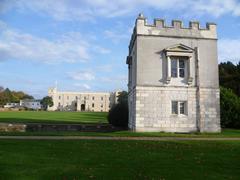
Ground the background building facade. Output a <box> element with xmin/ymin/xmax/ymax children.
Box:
<box><xmin>20</xmin><ymin>99</ymin><xmax>41</xmax><ymax>110</ymax></box>
<box><xmin>48</xmin><ymin>88</ymin><xmax>119</xmax><ymax>112</ymax></box>
<box><xmin>126</xmin><ymin>14</ymin><xmax>221</xmax><ymax>132</ymax></box>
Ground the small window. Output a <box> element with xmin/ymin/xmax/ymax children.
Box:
<box><xmin>101</xmin><ymin>97</ymin><xmax>103</xmax><ymax>101</ymax></box>
<box><xmin>92</xmin><ymin>103</ymin><xmax>94</xmax><ymax>108</ymax></box>
<box><xmin>101</xmin><ymin>104</ymin><xmax>103</xmax><ymax>108</ymax></box>
<box><xmin>92</xmin><ymin>96</ymin><xmax>95</xmax><ymax>100</ymax></box>
<box><xmin>172</xmin><ymin>101</ymin><xmax>187</xmax><ymax>115</ymax></box>
<box><xmin>59</xmin><ymin>96</ymin><xmax>61</xmax><ymax>100</ymax></box>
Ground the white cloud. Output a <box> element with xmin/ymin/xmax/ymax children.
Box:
<box><xmin>0</xmin><ymin>24</ymin><xmax>110</xmax><ymax>64</ymax></box>
<box><xmin>93</xmin><ymin>46</ymin><xmax>111</xmax><ymax>54</ymax></box>
<box><xmin>190</xmin><ymin>0</ymin><xmax>240</xmax><ymax>17</ymax></box>
<box><xmin>218</xmin><ymin>39</ymin><xmax>240</xmax><ymax>63</ymax></box>
<box><xmin>100</xmin><ymin>75</ymin><xmax>127</xmax><ymax>83</ymax></box>
<box><xmin>96</xmin><ymin>65</ymin><xmax>114</xmax><ymax>72</ymax></box>
<box><xmin>68</xmin><ymin>71</ymin><xmax>95</xmax><ymax>81</ymax></box>
<box><xmin>1</xmin><ymin>0</ymin><xmax>240</xmax><ymax>21</ymax></box>
<box><xmin>0</xmin><ymin>29</ymin><xmax>90</xmax><ymax>63</ymax></box>
<box><xmin>104</xmin><ymin>30</ymin><xmax>129</xmax><ymax>44</ymax></box>
<box><xmin>74</xmin><ymin>83</ymin><xmax>91</xmax><ymax>90</ymax></box>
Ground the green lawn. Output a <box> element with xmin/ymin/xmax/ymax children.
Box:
<box><xmin>0</xmin><ymin>111</ymin><xmax>240</xmax><ymax>138</ymax></box>
<box><xmin>0</xmin><ymin>140</ymin><xmax>239</xmax><ymax>179</ymax></box>
<box><xmin>0</xmin><ymin>111</ymin><xmax>108</xmax><ymax>124</ymax></box>
<box><xmin>1</xmin><ymin>128</ymin><xmax>240</xmax><ymax>138</ymax></box>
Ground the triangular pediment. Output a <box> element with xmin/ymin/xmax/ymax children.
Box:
<box><xmin>165</xmin><ymin>44</ymin><xmax>194</xmax><ymax>52</ymax></box>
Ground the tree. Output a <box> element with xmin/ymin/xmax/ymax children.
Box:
<box><xmin>12</xmin><ymin>91</ymin><xmax>34</xmax><ymax>100</ymax></box>
<box><xmin>0</xmin><ymin>87</ymin><xmax>34</xmax><ymax>106</ymax></box>
<box><xmin>108</xmin><ymin>91</ymin><xmax>129</xmax><ymax>127</ymax></box>
<box><xmin>41</xmin><ymin>96</ymin><xmax>53</xmax><ymax>110</ymax></box>
<box><xmin>0</xmin><ymin>88</ymin><xmax>18</xmax><ymax>106</ymax></box>
<box><xmin>219</xmin><ymin>61</ymin><xmax>240</xmax><ymax>96</ymax></box>
<box><xmin>220</xmin><ymin>87</ymin><xmax>240</xmax><ymax>128</ymax></box>
<box><xmin>117</xmin><ymin>91</ymin><xmax>128</xmax><ymax>104</ymax></box>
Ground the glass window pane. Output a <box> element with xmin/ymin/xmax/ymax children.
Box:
<box><xmin>179</xmin><ymin>68</ymin><xmax>185</xmax><ymax>77</ymax></box>
<box><xmin>179</xmin><ymin>60</ymin><xmax>185</xmax><ymax>68</ymax></box>
<box><xmin>171</xmin><ymin>59</ymin><xmax>177</xmax><ymax>77</ymax></box>
<box><xmin>179</xmin><ymin>59</ymin><xmax>185</xmax><ymax>78</ymax></box>
<box><xmin>180</xmin><ymin>102</ymin><xmax>185</xmax><ymax>114</ymax></box>
<box><xmin>172</xmin><ymin>101</ymin><xmax>178</xmax><ymax>114</ymax></box>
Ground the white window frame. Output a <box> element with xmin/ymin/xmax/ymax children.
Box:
<box><xmin>171</xmin><ymin>101</ymin><xmax>187</xmax><ymax>115</ymax></box>
<box><xmin>170</xmin><ymin>57</ymin><xmax>187</xmax><ymax>78</ymax></box>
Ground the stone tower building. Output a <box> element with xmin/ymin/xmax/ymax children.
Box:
<box><xmin>126</xmin><ymin>14</ymin><xmax>221</xmax><ymax>132</ymax></box>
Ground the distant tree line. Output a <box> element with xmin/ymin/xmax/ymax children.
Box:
<box><xmin>0</xmin><ymin>87</ymin><xmax>33</xmax><ymax>107</ymax></box>
<box><xmin>219</xmin><ymin>61</ymin><xmax>240</xmax><ymax>129</ymax></box>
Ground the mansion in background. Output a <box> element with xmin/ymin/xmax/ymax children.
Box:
<box><xmin>48</xmin><ymin>88</ymin><xmax>120</xmax><ymax>112</ymax></box>
<box><xmin>126</xmin><ymin>14</ymin><xmax>221</xmax><ymax>133</ymax></box>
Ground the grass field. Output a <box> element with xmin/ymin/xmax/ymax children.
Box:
<box><xmin>1</xmin><ymin>112</ymin><xmax>239</xmax><ymax>179</ymax></box>
<box><xmin>0</xmin><ymin>140</ymin><xmax>239</xmax><ymax>179</ymax></box>
<box><xmin>1</xmin><ymin>128</ymin><xmax>240</xmax><ymax>138</ymax></box>
<box><xmin>0</xmin><ymin>111</ymin><xmax>240</xmax><ymax>138</ymax></box>
<box><xmin>0</xmin><ymin>111</ymin><xmax>108</xmax><ymax>124</ymax></box>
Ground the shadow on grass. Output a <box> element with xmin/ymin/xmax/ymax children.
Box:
<box><xmin>0</xmin><ymin>118</ymin><xmax>107</xmax><ymax>124</ymax></box>
<box><xmin>0</xmin><ymin>118</ymin><xmax>127</xmax><ymax>133</ymax></box>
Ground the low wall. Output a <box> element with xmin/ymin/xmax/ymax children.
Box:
<box><xmin>0</xmin><ymin>123</ymin><xmax>26</xmax><ymax>132</ymax></box>
<box><xmin>0</xmin><ymin>108</ymin><xmax>20</xmax><ymax>111</ymax></box>
<box><xmin>0</xmin><ymin>123</ymin><xmax>125</xmax><ymax>132</ymax></box>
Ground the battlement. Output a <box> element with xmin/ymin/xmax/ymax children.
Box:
<box><xmin>129</xmin><ymin>14</ymin><xmax>217</xmax><ymax>52</ymax></box>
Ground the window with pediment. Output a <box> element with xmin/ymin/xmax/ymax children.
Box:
<box><xmin>164</xmin><ymin>44</ymin><xmax>194</xmax><ymax>85</ymax></box>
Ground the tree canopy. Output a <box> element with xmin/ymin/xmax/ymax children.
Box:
<box><xmin>220</xmin><ymin>87</ymin><xmax>240</xmax><ymax>129</ymax></box>
<box><xmin>0</xmin><ymin>87</ymin><xmax>33</xmax><ymax>106</ymax></box>
<box><xmin>219</xmin><ymin>61</ymin><xmax>240</xmax><ymax>97</ymax></box>
<box><xmin>217</xmin><ymin>61</ymin><xmax>240</xmax><ymax>129</ymax></box>
<box><xmin>40</xmin><ymin>96</ymin><xmax>53</xmax><ymax>110</ymax></box>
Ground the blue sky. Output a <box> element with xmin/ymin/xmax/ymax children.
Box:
<box><xmin>0</xmin><ymin>0</ymin><xmax>240</xmax><ymax>99</ymax></box>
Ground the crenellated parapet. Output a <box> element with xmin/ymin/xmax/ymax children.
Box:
<box><xmin>129</xmin><ymin>13</ymin><xmax>217</xmax><ymax>53</ymax></box>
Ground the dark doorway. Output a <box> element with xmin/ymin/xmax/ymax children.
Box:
<box><xmin>81</xmin><ymin>104</ymin><xmax>85</xmax><ymax>111</ymax></box>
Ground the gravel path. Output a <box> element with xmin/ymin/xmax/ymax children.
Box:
<box><xmin>0</xmin><ymin>136</ymin><xmax>240</xmax><ymax>141</ymax></box>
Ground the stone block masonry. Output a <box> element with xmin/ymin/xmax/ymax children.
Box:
<box><xmin>131</xmin><ymin>86</ymin><xmax>198</xmax><ymax>132</ymax></box>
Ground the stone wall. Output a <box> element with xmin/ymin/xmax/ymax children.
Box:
<box><xmin>129</xmin><ymin>86</ymin><xmax>198</xmax><ymax>132</ymax></box>
<box><xmin>0</xmin><ymin>123</ymin><xmax>125</xmax><ymax>132</ymax></box>
<box><xmin>198</xmin><ymin>88</ymin><xmax>221</xmax><ymax>132</ymax></box>
<box><xmin>0</xmin><ymin>123</ymin><xmax>26</xmax><ymax>132</ymax></box>
<box><xmin>128</xmin><ymin>86</ymin><xmax>221</xmax><ymax>132</ymax></box>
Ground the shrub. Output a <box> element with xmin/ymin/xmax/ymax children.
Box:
<box><xmin>108</xmin><ymin>102</ymin><xmax>128</xmax><ymax>127</ymax></box>
<box><xmin>220</xmin><ymin>87</ymin><xmax>240</xmax><ymax>128</ymax></box>
<box><xmin>108</xmin><ymin>91</ymin><xmax>129</xmax><ymax>127</ymax></box>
